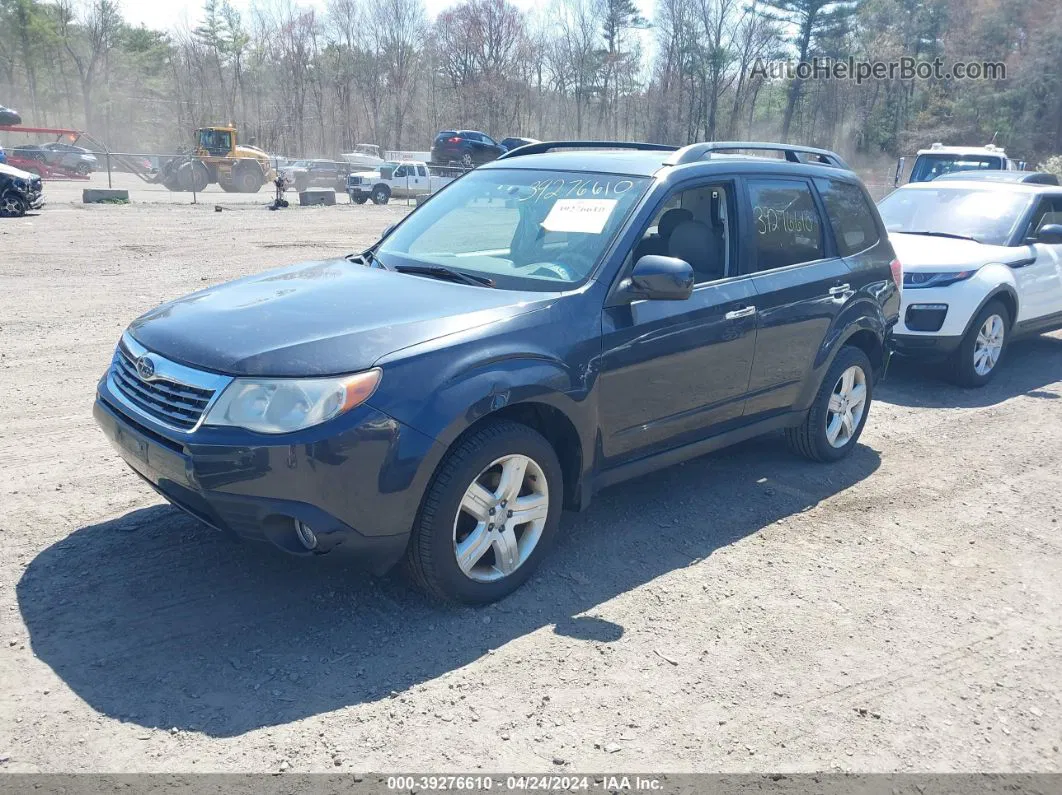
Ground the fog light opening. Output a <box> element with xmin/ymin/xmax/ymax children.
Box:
<box><xmin>294</xmin><ymin>520</ymin><xmax>318</xmax><ymax>550</ymax></box>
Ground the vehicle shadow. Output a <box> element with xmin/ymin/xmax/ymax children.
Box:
<box><xmin>18</xmin><ymin>434</ymin><xmax>879</xmax><ymax>738</ymax></box>
<box><xmin>880</xmin><ymin>333</ymin><xmax>1062</xmax><ymax>409</ymax></box>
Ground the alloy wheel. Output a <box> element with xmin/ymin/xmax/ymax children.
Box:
<box><xmin>452</xmin><ymin>454</ymin><xmax>549</xmax><ymax>583</ymax></box>
<box><xmin>825</xmin><ymin>365</ymin><xmax>868</xmax><ymax>449</ymax></box>
<box><xmin>973</xmin><ymin>314</ymin><xmax>1005</xmax><ymax>376</ymax></box>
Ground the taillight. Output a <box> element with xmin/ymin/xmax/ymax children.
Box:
<box><xmin>447</xmin><ymin>137</ymin><xmax>461</xmax><ymax>143</ymax></box>
<box><xmin>890</xmin><ymin>258</ymin><xmax>903</xmax><ymax>289</ymax></box>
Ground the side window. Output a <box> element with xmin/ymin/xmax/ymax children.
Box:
<box><xmin>1028</xmin><ymin>197</ymin><xmax>1062</xmax><ymax>238</ymax></box>
<box><xmin>816</xmin><ymin>178</ymin><xmax>880</xmax><ymax>256</ymax></box>
<box><xmin>417</xmin><ymin>165</ymin><xmax>428</xmax><ymax>177</ymax></box>
<box><xmin>747</xmin><ymin>179</ymin><xmax>824</xmax><ymax>272</ymax></box>
<box><xmin>394</xmin><ymin>165</ymin><xmax>408</xmax><ymax>178</ymax></box>
<box><xmin>632</xmin><ymin>183</ymin><xmax>733</xmax><ymax>284</ymax></box>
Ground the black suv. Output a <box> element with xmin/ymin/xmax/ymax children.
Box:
<box><xmin>94</xmin><ymin>140</ymin><xmax>899</xmax><ymax>604</ymax></box>
<box><xmin>431</xmin><ymin>130</ymin><xmax>506</xmax><ymax>167</ymax></box>
<box><xmin>0</xmin><ymin>162</ymin><xmax>44</xmax><ymax>217</ymax></box>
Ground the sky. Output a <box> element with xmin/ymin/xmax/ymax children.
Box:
<box><xmin>120</xmin><ymin>0</ymin><xmax>655</xmax><ymax>33</ymax></box>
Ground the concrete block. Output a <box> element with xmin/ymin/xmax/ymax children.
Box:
<box><xmin>82</xmin><ymin>189</ymin><xmax>130</xmax><ymax>204</ymax></box>
<box><xmin>299</xmin><ymin>189</ymin><xmax>336</xmax><ymax>206</ymax></box>
<box><xmin>415</xmin><ymin>193</ymin><xmax>432</xmax><ymax>206</ymax></box>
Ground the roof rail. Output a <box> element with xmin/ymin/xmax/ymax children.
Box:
<box><xmin>497</xmin><ymin>140</ymin><xmax>678</xmax><ymax>159</ymax></box>
<box><xmin>666</xmin><ymin>141</ymin><xmax>850</xmax><ymax>169</ymax></box>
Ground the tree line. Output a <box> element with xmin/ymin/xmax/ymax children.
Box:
<box><xmin>1</xmin><ymin>0</ymin><xmax>1061</xmax><ymax>169</ymax></box>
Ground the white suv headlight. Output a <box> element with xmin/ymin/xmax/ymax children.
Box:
<box><xmin>203</xmin><ymin>369</ymin><xmax>381</xmax><ymax>434</ymax></box>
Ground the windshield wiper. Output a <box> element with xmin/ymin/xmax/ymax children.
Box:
<box><xmin>900</xmin><ymin>231</ymin><xmax>978</xmax><ymax>242</ymax></box>
<box><xmin>394</xmin><ymin>264</ymin><xmax>495</xmax><ymax>288</ymax></box>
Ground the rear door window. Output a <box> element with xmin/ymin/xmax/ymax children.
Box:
<box><xmin>745</xmin><ymin>179</ymin><xmax>825</xmax><ymax>272</ymax></box>
<box><xmin>815</xmin><ymin>178</ymin><xmax>881</xmax><ymax>256</ymax></box>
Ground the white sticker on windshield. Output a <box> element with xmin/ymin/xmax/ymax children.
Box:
<box><xmin>541</xmin><ymin>199</ymin><xmax>618</xmax><ymax>234</ymax></box>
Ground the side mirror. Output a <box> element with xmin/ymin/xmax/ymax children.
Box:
<box><xmin>893</xmin><ymin>157</ymin><xmax>906</xmax><ymax>187</ymax></box>
<box><xmin>1035</xmin><ymin>223</ymin><xmax>1062</xmax><ymax>245</ymax></box>
<box><xmin>626</xmin><ymin>255</ymin><xmax>694</xmax><ymax>301</ymax></box>
<box><xmin>381</xmin><ymin>224</ymin><xmax>396</xmax><ymax>239</ymax></box>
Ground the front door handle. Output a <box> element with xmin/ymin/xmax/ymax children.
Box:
<box><xmin>725</xmin><ymin>306</ymin><xmax>757</xmax><ymax>320</ymax></box>
<box><xmin>828</xmin><ymin>283</ymin><xmax>851</xmax><ymax>296</ymax></box>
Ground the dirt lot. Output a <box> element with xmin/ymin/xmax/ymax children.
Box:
<box><xmin>0</xmin><ymin>191</ymin><xmax>1060</xmax><ymax>774</ymax></box>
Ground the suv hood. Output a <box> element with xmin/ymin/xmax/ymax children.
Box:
<box><xmin>128</xmin><ymin>259</ymin><xmax>549</xmax><ymax>377</ymax></box>
<box><xmin>0</xmin><ymin>162</ymin><xmax>34</xmax><ymax>180</ymax></box>
<box><xmin>889</xmin><ymin>232</ymin><xmax>1029</xmax><ymax>271</ymax></box>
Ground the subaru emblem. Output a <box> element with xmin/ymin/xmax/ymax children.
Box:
<box><xmin>135</xmin><ymin>356</ymin><xmax>156</xmax><ymax>380</ymax></box>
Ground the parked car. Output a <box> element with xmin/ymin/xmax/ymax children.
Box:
<box><xmin>280</xmin><ymin>159</ymin><xmax>351</xmax><ymax>192</ymax></box>
<box><xmin>93</xmin><ymin>140</ymin><xmax>899</xmax><ymax>603</ymax></box>
<box><xmin>0</xmin><ymin>161</ymin><xmax>44</xmax><ymax>217</ymax></box>
<box><xmin>879</xmin><ymin>178</ymin><xmax>1062</xmax><ymax>385</ymax></box>
<box><xmin>13</xmin><ymin>142</ymin><xmax>97</xmax><ymax>174</ymax></box>
<box><xmin>346</xmin><ymin>160</ymin><xmax>458</xmax><ymax>204</ymax></box>
<box><xmin>499</xmin><ymin>137</ymin><xmax>540</xmax><ymax>152</ymax></box>
<box><xmin>0</xmin><ymin>105</ymin><xmax>21</xmax><ymax>126</ymax></box>
<box><xmin>933</xmin><ymin>170</ymin><xmax>1059</xmax><ymax>186</ymax></box>
<box><xmin>430</xmin><ymin>130</ymin><xmax>506</xmax><ymax>167</ymax></box>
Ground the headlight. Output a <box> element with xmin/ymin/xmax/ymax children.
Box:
<box><xmin>903</xmin><ymin>270</ymin><xmax>977</xmax><ymax>289</ymax></box>
<box><xmin>203</xmin><ymin>369</ymin><xmax>381</xmax><ymax>434</ymax></box>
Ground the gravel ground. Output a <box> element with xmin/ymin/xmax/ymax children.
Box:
<box><xmin>0</xmin><ymin>194</ymin><xmax>1060</xmax><ymax>774</ymax></box>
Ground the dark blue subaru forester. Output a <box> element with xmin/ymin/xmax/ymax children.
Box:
<box><xmin>94</xmin><ymin>141</ymin><xmax>900</xmax><ymax>603</ymax></box>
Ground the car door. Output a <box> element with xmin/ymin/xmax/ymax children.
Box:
<box><xmin>1015</xmin><ymin>195</ymin><xmax>1062</xmax><ymax>322</ymax></box>
<box><xmin>741</xmin><ymin>176</ymin><xmax>853</xmax><ymax>418</ymax></box>
<box><xmin>597</xmin><ymin>178</ymin><xmax>758</xmax><ymax>465</ymax></box>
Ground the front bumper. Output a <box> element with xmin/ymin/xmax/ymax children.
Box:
<box><xmin>93</xmin><ymin>376</ymin><xmax>444</xmax><ymax>574</ymax></box>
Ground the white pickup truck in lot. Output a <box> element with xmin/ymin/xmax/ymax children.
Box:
<box><xmin>345</xmin><ymin>161</ymin><xmax>462</xmax><ymax>205</ymax></box>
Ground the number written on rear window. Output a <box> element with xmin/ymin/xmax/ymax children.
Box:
<box><xmin>747</xmin><ymin>179</ymin><xmax>824</xmax><ymax>271</ymax></box>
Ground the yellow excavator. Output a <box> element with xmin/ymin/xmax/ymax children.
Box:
<box><xmin>156</xmin><ymin>126</ymin><xmax>275</xmax><ymax>193</ymax></box>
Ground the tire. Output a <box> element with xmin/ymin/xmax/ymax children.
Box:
<box><xmin>177</xmin><ymin>161</ymin><xmax>210</xmax><ymax>193</ymax></box>
<box><xmin>234</xmin><ymin>165</ymin><xmax>263</xmax><ymax>193</ymax></box>
<box><xmin>786</xmin><ymin>345</ymin><xmax>873</xmax><ymax>462</ymax></box>
<box><xmin>460</xmin><ymin>151</ymin><xmax>474</xmax><ymax>168</ymax></box>
<box><xmin>75</xmin><ymin>163</ymin><xmax>93</xmax><ymax>176</ymax></box>
<box><xmin>0</xmin><ymin>191</ymin><xmax>28</xmax><ymax>218</ymax></box>
<box><xmin>405</xmin><ymin>419</ymin><xmax>564</xmax><ymax>604</ymax></box>
<box><xmin>950</xmin><ymin>300</ymin><xmax>1010</xmax><ymax>387</ymax></box>
<box><xmin>371</xmin><ymin>185</ymin><xmax>390</xmax><ymax>205</ymax></box>
<box><xmin>351</xmin><ymin>195</ymin><xmax>368</xmax><ymax>205</ymax></box>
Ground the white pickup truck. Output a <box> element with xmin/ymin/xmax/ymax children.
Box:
<box><xmin>345</xmin><ymin>160</ymin><xmax>462</xmax><ymax>205</ymax></box>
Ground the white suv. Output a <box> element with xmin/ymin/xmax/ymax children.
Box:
<box><xmin>878</xmin><ymin>178</ymin><xmax>1062</xmax><ymax>385</ymax></box>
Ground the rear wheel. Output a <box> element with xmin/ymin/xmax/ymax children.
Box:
<box><xmin>405</xmin><ymin>420</ymin><xmax>563</xmax><ymax>604</ymax></box>
<box><xmin>786</xmin><ymin>345</ymin><xmax>873</xmax><ymax>462</ymax></box>
<box><xmin>350</xmin><ymin>195</ymin><xmax>368</xmax><ymax>205</ymax></box>
<box><xmin>951</xmin><ymin>300</ymin><xmax>1009</xmax><ymax>387</ymax></box>
<box><xmin>234</xmin><ymin>164</ymin><xmax>263</xmax><ymax>193</ymax></box>
<box><xmin>460</xmin><ymin>151</ymin><xmax>474</xmax><ymax>168</ymax></box>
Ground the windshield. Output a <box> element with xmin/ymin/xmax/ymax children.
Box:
<box><xmin>910</xmin><ymin>154</ymin><xmax>1004</xmax><ymax>183</ymax></box>
<box><xmin>376</xmin><ymin>168</ymin><xmax>649</xmax><ymax>290</ymax></box>
<box><xmin>878</xmin><ymin>187</ymin><xmax>1031</xmax><ymax>245</ymax></box>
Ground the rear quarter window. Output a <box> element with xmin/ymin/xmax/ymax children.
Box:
<box><xmin>816</xmin><ymin>178</ymin><xmax>881</xmax><ymax>256</ymax></box>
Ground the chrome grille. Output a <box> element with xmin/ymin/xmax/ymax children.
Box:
<box><xmin>108</xmin><ymin>335</ymin><xmax>231</xmax><ymax>432</ymax></box>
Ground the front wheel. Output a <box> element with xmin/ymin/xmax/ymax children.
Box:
<box><xmin>405</xmin><ymin>420</ymin><xmax>563</xmax><ymax>604</ymax></box>
<box><xmin>371</xmin><ymin>185</ymin><xmax>390</xmax><ymax>205</ymax></box>
<box><xmin>786</xmin><ymin>345</ymin><xmax>873</xmax><ymax>462</ymax></box>
<box><xmin>0</xmin><ymin>191</ymin><xmax>28</xmax><ymax>218</ymax></box>
<box><xmin>951</xmin><ymin>300</ymin><xmax>1009</xmax><ymax>387</ymax></box>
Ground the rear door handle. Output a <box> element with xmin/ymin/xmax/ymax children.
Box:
<box><xmin>725</xmin><ymin>306</ymin><xmax>757</xmax><ymax>320</ymax></box>
<box><xmin>828</xmin><ymin>283</ymin><xmax>851</xmax><ymax>296</ymax></box>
